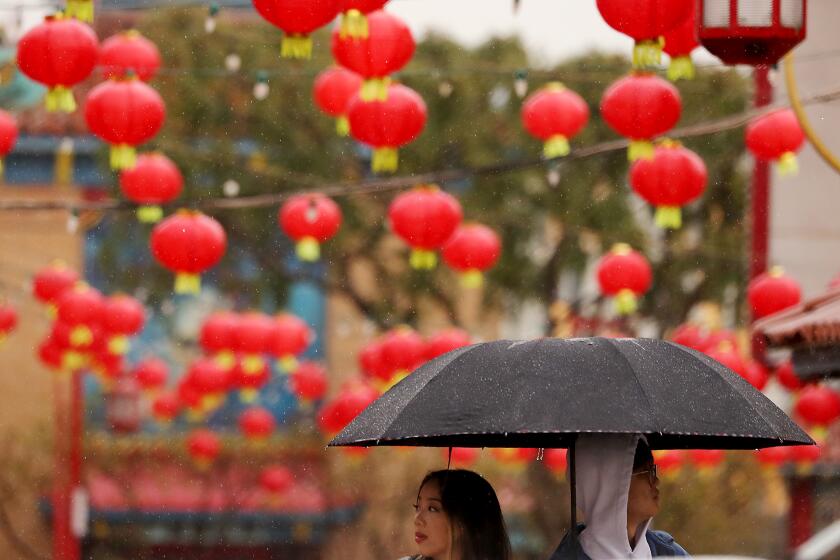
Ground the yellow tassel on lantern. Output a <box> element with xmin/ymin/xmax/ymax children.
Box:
<box><xmin>460</xmin><ymin>269</ymin><xmax>485</xmax><ymax>289</ymax></box>
<box><xmin>186</xmin><ymin>407</ymin><xmax>205</xmax><ymax>423</ymax></box>
<box><xmin>242</xmin><ymin>355</ymin><xmax>265</xmax><ymax>375</ymax></box>
<box><xmin>45</xmin><ymin>86</ymin><xmax>77</xmax><ymax>113</ymax></box>
<box><xmin>239</xmin><ymin>388</ymin><xmax>259</xmax><ymax>403</ymax></box>
<box><xmin>65</xmin><ymin>0</ymin><xmax>94</xmax><ymax>22</ymax></box>
<box><xmin>777</xmin><ymin>152</ymin><xmax>799</xmax><ymax>176</ymax></box>
<box><xmin>107</xmin><ymin>335</ymin><xmax>129</xmax><ymax>355</ymax></box>
<box><xmin>279</xmin><ymin>355</ymin><xmax>298</xmax><ymax>373</ymax></box>
<box><xmin>628</xmin><ymin>140</ymin><xmax>654</xmax><ymax>162</ymax></box>
<box><xmin>295</xmin><ymin>237</ymin><xmax>321</xmax><ymax>262</ymax></box>
<box><xmin>654</xmin><ymin>206</ymin><xmax>682</xmax><ymax>229</ymax></box>
<box><xmin>409</xmin><ymin>249</ymin><xmax>437</xmax><ymax>270</ymax></box>
<box><xmin>214</xmin><ymin>350</ymin><xmax>236</xmax><ymax>371</ymax></box>
<box><xmin>280</xmin><ymin>34</ymin><xmax>313</xmax><ymax>59</ymax></box>
<box><xmin>61</xmin><ymin>351</ymin><xmax>88</xmax><ymax>372</ymax></box>
<box><xmin>335</xmin><ymin>116</ymin><xmax>350</xmax><ymax>137</ymax></box>
<box><xmin>69</xmin><ymin>325</ymin><xmax>93</xmax><ymax>347</ymax></box>
<box><xmin>667</xmin><ymin>56</ymin><xmax>696</xmax><ymax>81</ymax></box>
<box><xmin>109</xmin><ymin>144</ymin><xmax>137</xmax><ymax>170</ymax></box>
<box><xmin>340</xmin><ymin>9</ymin><xmax>369</xmax><ymax>39</ymax></box>
<box><xmin>136</xmin><ymin>205</ymin><xmax>163</xmax><ymax>223</ymax></box>
<box><xmin>633</xmin><ymin>38</ymin><xmax>664</xmax><ymax>69</ymax></box>
<box><xmin>360</xmin><ymin>78</ymin><xmax>390</xmax><ymax>102</ymax></box>
<box><xmin>372</xmin><ymin>147</ymin><xmax>399</xmax><ymax>173</ymax></box>
<box><xmin>378</xmin><ymin>369</ymin><xmax>409</xmax><ymax>392</ymax></box>
<box><xmin>174</xmin><ymin>273</ymin><xmax>201</xmax><ymax>295</ymax></box>
<box><xmin>614</xmin><ymin>288</ymin><xmax>639</xmax><ymax>315</ymax></box>
<box><xmin>543</xmin><ymin>135</ymin><xmax>571</xmax><ymax>158</ymax></box>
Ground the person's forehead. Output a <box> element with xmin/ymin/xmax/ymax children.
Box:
<box><xmin>419</xmin><ymin>480</ymin><xmax>442</xmax><ymax>500</ymax></box>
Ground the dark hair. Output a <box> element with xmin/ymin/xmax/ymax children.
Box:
<box><xmin>418</xmin><ymin>469</ymin><xmax>512</xmax><ymax>560</ymax></box>
<box><xmin>633</xmin><ymin>438</ymin><xmax>654</xmax><ymax>471</ymax></box>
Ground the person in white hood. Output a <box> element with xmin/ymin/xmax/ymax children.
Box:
<box><xmin>548</xmin><ymin>434</ymin><xmax>689</xmax><ymax>560</ymax></box>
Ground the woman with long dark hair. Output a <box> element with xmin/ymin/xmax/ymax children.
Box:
<box><xmin>401</xmin><ymin>469</ymin><xmax>512</xmax><ymax>560</ymax></box>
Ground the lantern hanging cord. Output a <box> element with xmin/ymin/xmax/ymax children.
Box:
<box><xmin>1</xmin><ymin>84</ymin><xmax>840</xmax><ymax>213</ymax></box>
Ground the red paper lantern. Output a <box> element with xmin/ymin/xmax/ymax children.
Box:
<box><xmin>425</xmin><ymin>329</ymin><xmax>472</xmax><ymax>361</ymax></box>
<box><xmin>441</xmin><ymin>223</ymin><xmax>502</xmax><ymax>287</ymax></box>
<box><xmin>492</xmin><ymin>448</ymin><xmax>538</xmax><ymax>469</ymax></box>
<box><xmin>187</xmin><ymin>358</ymin><xmax>231</xmax><ymax>411</ymax></box>
<box><xmin>233</xmin><ymin>312</ymin><xmax>274</xmax><ymax>375</ymax></box>
<box><xmin>231</xmin><ymin>358</ymin><xmax>271</xmax><ymax>403</ymax></box>
<box><xmin>33</xmin><ymin>262</ymin><xmax>79</xmax><ymax>306</ymax></box>
<box><xmin>521</xmin><ymin>82</ymin><xmax>590</xmax><ymax>158</ymax></box>
<box><xmin>290</xmin><ymin>361</ymin><xmax>329</xmax><ymax>405</ymax></box>
<box><xmin>278</xmin><ymin>193</ymin><xmax>342</xmax><ymax>262</ymax></box>
<box><xmin>596</xmin><ymin>244</ymin><xmax>653</xmax><ymax>314</ymax></box>
<box><xmin>377</xmin><ymin>326</ymin><xmax>426</xmax><ymax>389</ymax></box>
<box><xmin>775</xmin><ymin>360</ymin><xmax>803</xmax><ymax>392</ymax></box>
<box><xmin>688</xmin><ymin>448</ymin><xmax>725</xmax><ymax>470</ymax></box>
<box><xmin>654</xmin><ymin>449</ymin><xmax>685</xmax><ymax>476</ymax></box>
<box><xmin>99</xmin><ymin>30</ymin><xmax>162</xmax><ymax>82</ymax></box>
<box><xmin>150</xmin><ymin>210</ymin><xmax>227</xmax><ymax>294</ymax></box>
<box><xmin>84</xmin><ymin>78</ymin><xmax>166</xmax><ymax>170</ymax></box>
<box><xmin>251</xmin><ymin>0</ymin><xmax>342</xmax><ymax>59</ymax></box>
<box><xmin>0</xmin><ymin>303</ymin><xmax>18</xmax><ymax>341</ymax></box>
<box><xmin>0</xmin><ymin>109</ymin><xmax>18</xmax><ymax>177</ymax></box>
<box><xmin>600</xmin><ymin>73</ymin><xmax>682</xmax><ymax>161</ymax></box>
<box><xmin>596</xmin><ymin>0</ymin><xmax>693</xmax><ymax>67</ymax></box>
<box><xmin>794</xmin><ymin>385</ymin><xmax>840</xmax><ymax>428</ymax></box>
<box><xmin>56</xmin><ymin>284</ymin><xmax>104</xmax><ymax>348</ymax></box>
<box><xmin>186</xmin><ymin>429</ymin><xmax>221</xmax><ymax>468</ymax></box>
<box><xmin>790</xmin><ymin>443</ymin><xmax>821</xmax><ymax>467</ymax></box>
<box><xmin>239</xmin><ymin>406</ymin><xmax>277</xmax><ymax>441</ymax></box>
<box><xmin>268</xmin><ymin>313</ymin><xmax>313</xmax><ymax>372</ymax></box>
<box><xmin>663</xmin><ymin>5</ymin><xmax>699</xmax><ymax>80</ymax></box>
<box><xmin>313</xmin><ymin>66</ymin><xmax>363</xmax><ymax>136</ymax></box>
<box><xmin>742</xmin><ymin>360</ymin><xmax>769</xmax><ymax>391</ymax></box>
<box><xmin>388</xmin><ymin>185</ymin><xmax>463</xmax><ymax>269</ymax></box>
<box><xmin>444</xmin><ymin>447</ymin><xmax>480</xmax><ymax>468</ymax></box>
<box><xmin>16</xmin><ymin>15</ymin><xmax>98</xmax><ymax>112</ymax></box>
<box><xmin>629</xmin><ymin>140</ymin><xmax>707</xmax><ymax>229</ymax></box>
<box><xmin>318</xmin><ymin>381</ymin><xmax>378</xmax><ymax>435</ymax></box>
<box><xmin>151</xmin><ymin>391</ymin><xmax>181</xmax><ymax>423</ymax></box>
<box><xmin>669</xmin><ymin>323</ymin><xmax>707</xmax><ymax>351</ymax></box>
<box><xmin>177</xmin><ymin>379</ymin><xmax>205</xmax><ymax>421</ymax></box>
<box><xmin>338</xmin><ymin>0</ymin><xmax>390</xmax><ymax>38</ymax></box>
<box><xmin>119</xmin><ymin>153</ymin><xmax>184</xmax><ymax>223</ymax></box>
<box><xmin>746</xmin><ymin>109</ymin><xmax>805</xmax><ymax>176</ymax></box>
<box><xmin>347</xmin><ymin>82</ymin><xmax>427</xmax><ymax>173</ymax></box>
<box><xmin>133</xmin><ymin>358</ymin><xmax>168</xmax><ymax>393</ymax></box>
<box><xmin>200</xmin><ymin>311</ymin><xmax>240</xmax><ymax>368</ymax></box>
<box><xmin>755</xmin><ymin>445</ymin><xmax>791</xmax><ymax>468</ymax></box>
<box><xmin>359</xmin><ymin>339</ymin><xmax>389</xmax><ymax>386</ymax></box>
<box><xmin>706</xmin><ymin>346</ymin><xmax>747</xmax><ymax>378</ymax></box>
<box><xmin>331</xmin><ymin>10</ymin><xmax>415</xmax><ymax>100</ymax></box>
<box><xmin>543</xmin><ymin>448</ymin><xmax>568</xmax><ymax>478</ymax></box>
<box><xmin>260</xmin><ymin>465</ymin><xmax>294</xmax><ymax>495</ymax></box>
<box><xmin>102</xmin><ymin>295</ymin><xmax>145</xmax><ymax>354</ymax></box>
<box><xmin>747</xmin><ymin>266</ymin><xmax>802</xmax><ymax>319</ymax></box>
<box><xmin>38</xmin><ymin>335</ymin><xmax>64</xmax><ymax>371</ymax></box>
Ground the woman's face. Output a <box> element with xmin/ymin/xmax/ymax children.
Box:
<box><xmin>627</xmin><ymin>460</ymin><xmax>660</xmax><ymax>523</ymax></box>
<box><xmin>414</xmin><ymin>479</ymin><xmax>453</xmax><ymax>560</ymax></box>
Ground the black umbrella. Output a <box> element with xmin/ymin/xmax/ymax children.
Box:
<box><xmin>329</xmin><ymin>338</ymin><xmax>813</xmax><ymax>534</ymax></box>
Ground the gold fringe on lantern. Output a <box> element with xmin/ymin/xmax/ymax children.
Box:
<box><xmin>777</xmin><ymin>152</ymin><xmax>799</xmax><ymax>176</ymax></box>
<box><xmin>280</xmin><ymin>34</ymin><xmax>313</xmax><ymax>59</ymax></box>
<box><xmin>654</xmin><ymin>206</ymin><xmax>682</xmax><ymax>229</ymax></box>
<box><xmin>627</xmin><ymin>140</ymin><xmax>654</xmax><ymax>162</ymax></box>
<box><xmin>241</xmin><ymin>355</ymin><xmax>265</xmax><ymax>375</ymax></box>
<box><xmin>667</xmin><ymin>56</ymin><xmax>696</xmax><ymax>82</ymax></box>
<box><xmin>45</xmin><ymin>86</ymin><xmax>77</xmax><ymax>113</ymax></box>
<box><xmin>336</xmin><ymin>116</ymin><xmax>350</xmax><ymax>137</ymax></box>
<box><xmin>295</xmin><ymin>237</ymin><xmax>321</xmax><ymax>262</ymax></box>
<box><xmin>360</xmin><ymin>78</ymin><xmax>390</xmax><ymax>102</ymax></box>
<box><xmin>109</xmin><ymin>144</ymin><xmax>137</xmax><ymax>170</ymax></box>
<box><xmin>136</xmin><ymin>205</ymin><xmax>163</xmax><ymax>223</ymax></box>
<box><xmin>371</xmin><ymin>147</ymin><xmax>399</xmax><ymax>173</ymax></box>
<box><xmin>214</xmin><ymin>350</ymin><xmax>236</xmax><ymax>370</ymax></box>
<box><xmin>409</xmin><ymin>249</ymin><xmax>437</xmax><ymax>270</ymax></box>
<box><xmin>174</xmin><ymin>272</ymin><xmax>201</xmax><ymax>295</ymax></box>
<box><xmin>614</xmin><ymin>289</ymin><xmax>639</xmax><ymax>315</ymax></box>
<box><xmin>239</xmin><ymin>389</ymin><xmax>259</xmax><ymax>403</ymax></box>
<box><xmin>633</xmin><ymin>38</ymin><xmax>664</xmax><ymax>69</ymax></box>
<box><xmin>543</xmin><ymin>135</ymin><xmax>571</xmax><ymax>158</ymax></box>
<box><xmin>69</xmin><ymin>325</ymin><xmax>93</xmax><ymax>347</ymax></box>
<box><xmin>340</xmin><ymin>9</ymin><xmax>369</xmax><ymax>39</ymax></box>
<box><xmin>460</xmin><ymin>269</ymin><xmax>485</xmax><ymax>289</ymax></box>
<box><xmin>107</xmin><ymin>335</ymin><xmax>129</xmax><ymax>355</ymax></box>
<box><xmin>65</xmin><ymin>0</ymin><xmax>94</xmax><ymax>22</ymax></box>
<box><xmin>279</xmin><ymin>355</ymin><xmax>298</xmax><ymax>373</ymax></box>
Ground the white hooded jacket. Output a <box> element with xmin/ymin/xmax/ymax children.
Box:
<box><xmin>575</xmin><ymin>434</ymin><xmax>653</xmax><ymax>560</ymax></box>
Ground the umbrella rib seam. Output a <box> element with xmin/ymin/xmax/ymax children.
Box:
<box><xmin>607</xmin><ymin>338</ymin><xmax>664</xmax><ymax>434</ymax></box>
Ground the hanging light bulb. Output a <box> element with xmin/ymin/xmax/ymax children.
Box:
<box><xmin>222</xmin><ymin>179</ymin><xmax>240</xmax><ymax>197</ymax></box>
<box><xmin>66</xmin><ymin>209</ymin><xmax>79</xmax><ymax>234</ymax></box>
<box><xmin>253</xmin><ymin>71</ymin><xmax>270</xmax><ymax>100</ymax></box>
<box><xmin>513</xmin><ymin>69</ymin><xmax>529</xmax><ymax>99</ymax></box>
<box><xmin>205</xmin><ymin>3</ymin><xmax>219</xmax><ymax>34</ymax></box>
<box><xmin>437</xmin><ymin>80</ymin><xmax>454</xmax><ymax>98</ymax></box>
<box><xmin>546</xmin><ymin>164</ymin><xmax>561</xmax><ymax>187</ymax></box>
<box><xmin>224</xmin><ymin>53</ymin><xmax>241</xmax><ymax>73</ymax></box>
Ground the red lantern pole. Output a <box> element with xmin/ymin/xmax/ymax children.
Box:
<box><xmin>53</xmin><ymin>372</ymin><xmax>83</xmax><ymax>560</ymax></box>
<box><xmin>750</xmin><ymin>66</ymin><xmax>773</xmax><ymax>362</ymax></box>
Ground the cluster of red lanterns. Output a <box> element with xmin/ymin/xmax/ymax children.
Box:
<box><xmin>33</xmin><ymin>263</ymin><xmax>146</xmax><ymax>385</ymax></box>
<box><xmin>596</xmin><ymin>244</ymin><xmax>653</xmax><ymax>315</ymax></box>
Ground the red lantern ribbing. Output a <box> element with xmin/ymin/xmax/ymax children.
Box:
<box><xmin>0</xmin><ymin>110</ymin><xmax>18</xmax><ymax>177</ymax></box>
<box><xmin>596</xmin><ymin>244</ymin><xmax>653</xmax><ymax>315</ymax></box>
<box><xmin>388</xmin><ymin>185</ymin><xmax>463</xmax><ymax>269</ymax></box>
<box><xmin>747</xmin><ymin>266</ymin><xmax>802</xmax><ymax>319</ymax></box>
<box><xmin>150</xmin><ymin>210</ymin><xmax>227</xmax><ymax>295</ymax></box>
<box><xmin>600</xmin><ymin>73</ymin><xmax>682</xmax><ymax>161</ymax></box>
<box><xmin>338</xmin><ymin>0</ymin><xmax>389</xmax><ymax>38</ymax></box>
<box><xmin>745</xmin><ymin>109</ymin><xmax>805</xmax><ymax>176</ymax></box>
<box><xmin>99</xmin><ymin>30</ymin><xmax>162</xmax><ymax>82</ymax></box>
<box><xmin>629</xmin><ymin>140</ymin><xmax>707</xmax><ymax>229</ymax></box>
<box><xmin>119</xmin><ymin>153</ymin><xmax>184</xmax><ymax>223</ymax></box>
<box><xmin>521</xmin><ymin>83</ymin><xmax>589</xmax><ymax>158</ymax></box>
<box><xmin>16</xmin><ymin>15</ymin><xmax>98</xmax><ymax>113</ymax></box>
<box><xmin>251</xmin><ymin>0</ymin><xmax>342</xmax><ymax>59</ymax></box>
<box><xmin>442</xmin><ymin>224</ymin><xmax>502</xmax><ymax>288</ymax></box>
<box><xmin>332</xmin><ymin>10</ymin><xmax>415</xmax><ymax>101</ymax></box>
<box><xmin>84</xmin><ymin>78</ymin><xmax>166</xmax><ymax>170</ymax></box>
<box><xmin>596</xmin><ymin>0</ymin><xmax>693</xmax><ymax>68</ymax></box>
<box><xmin>662</xmin><ymin>5</ymin><xmax>699</xmax><ymax>80</ymax></box>
<box><xmin>279</xmin><ymin>193</ymin><xmax>342</xmax><ymax>262</ymax></box>
<box><xmin>348</xmin><ymin>83</ymin><xmax>427</xmax><ymax>173</ymax></box>
<box><xmin>313</xmin><ymin>67</ymin><xmax>363</xmax><ymax>136</ymax></box>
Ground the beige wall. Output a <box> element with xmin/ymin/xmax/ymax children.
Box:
<box><xmin>773</xmin><ymin>0</ymin><xmax>840</xmax><ymax>297</ymax></box>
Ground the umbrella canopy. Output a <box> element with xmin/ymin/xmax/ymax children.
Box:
<box><xmin>330</xmin><ymin>337</ymin><xmax>812</xmax><ymax>450</ymax></box>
